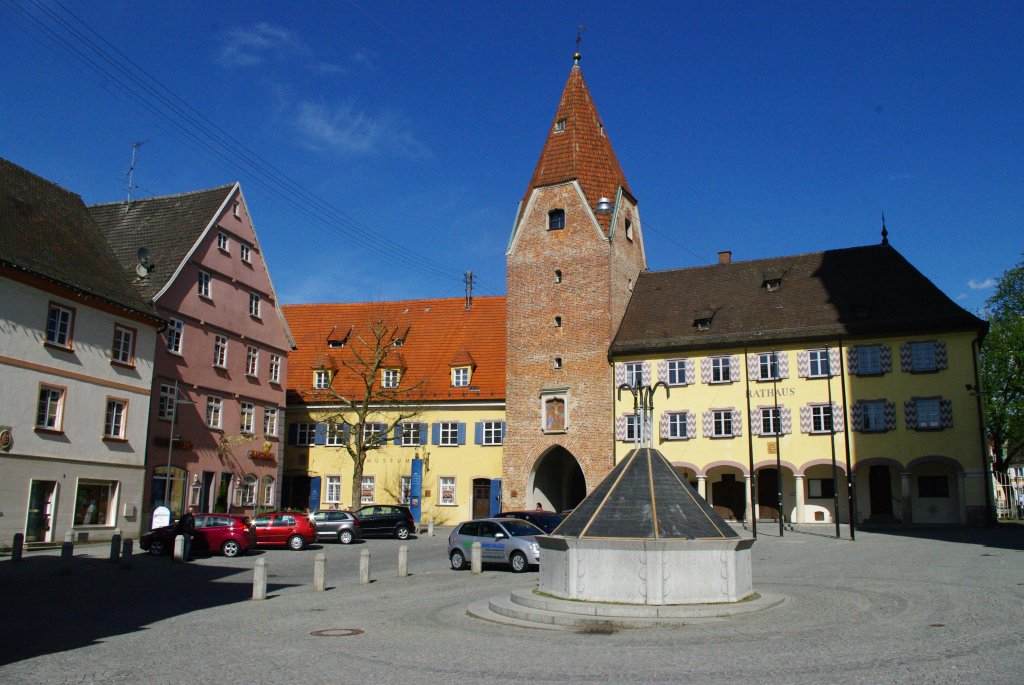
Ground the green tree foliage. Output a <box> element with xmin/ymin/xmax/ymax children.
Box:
<box><xmin>980</xmin><ymin>256</ymin><xmax>1024</xmax><ymax>474</ymax></box>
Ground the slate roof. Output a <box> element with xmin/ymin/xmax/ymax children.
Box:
<box><xmin>516</xmin><ymin>60</ymin><xmax>632</xmax><ymax>235</ymax></box>
<box><xmin>283</xmin><ymin>296</ymin><xmax>506</xmax><ymax>405</ymax></box>
<box><xmin>554</xmin><ymin>447</ymin><xmax>738</xmax><ymax>540</ymax></box>
<box><xmin>612</xmin><ymin>243</ymin><xmax>986</xmax><ymax>355</ymax></box>
<box><xmin>0</xmin><ymin>157</ymin><xmax>158</xmax><ymax>319</ymax></box>
<box><xmin>88</xmin><ymin>185</ymin><xmax>234</xmax><ymax>301</ymax></box>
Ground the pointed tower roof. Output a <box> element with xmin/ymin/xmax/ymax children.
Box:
<box><xmin>517</xmin><ymin>56</ymin><xmax>633</xmax><ymax>234</ymax></box>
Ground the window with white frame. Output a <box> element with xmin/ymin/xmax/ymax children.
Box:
<box><xmin>711</xmin><ymin>356</ymin><xmax>731</xmax><ymax>383</ymax></box>
<box><xmin>213</xmin><ymin>335</ymin><xmax>228</xmax><ymax>367</ymax></box>
<box><xmin>624</xmin><ymin>362</ymin><xmax>643</xmax><ymax>387</ymax></box>
<box><xmin>856</xmin><ymin>345</ymin><xmax>881</xmax><ymax>375</ymax></box>
<box><xmin>232</xmin><ymin>200</ymin><xmax>241</xmax><ymax>218</ymax></box>
<box><xmin>760</xmin><ymin>407</ymin><xmax>781</xmax><ymax>436</ymax></box>
<box><xmin>481</xmin><ymin>421</ymin><xmax>503</xmax><ymax>445</ymax></box>
<box><xmin>166</xmin><ymin>318</ymin><xmax>184</xmax><ymax>354</ymax></box>
<box><xmin>363</xmin><ymin>422</ymin><xmax>386</xmax><ymax>446</ymax></box>
<box><xmin>313</xmin><ymin>370</ymin><xmax>330</xmax><ymax>389</ymax></box>
<box><xmin>240</xmin><ymin>243</ymin><xmax>251</xmax><ymax>263</ymax></box>
<box><xmin>381</xmin><ymin>368</ymin><xmax>400</xmax><ymax>388</ymax></box>
<box><xmin>158</xmin><ymin>384</ymin><xmax>176</xmax><ymax>421</ymax></box>
<box><xmin>914</xmin><ymin>398</ymin><xmax>941</xmax><ymax>429</ymax></box>
<box><xmin>360</xmin><ymin>476</ymin><xmax>375</xmax><ymax>504</ymax></box>
<box><xmin>269</xmin><ymin>354</ymin><xmax>281</xmax><ymax>383</ymax></box>
<box><xmin>862</xmin><ymin>401</ymin><xmax>886</xmax><ymax>431</ymax></box>
<box><xmin>104</xmin><ymin>398</ymin><xmax>127</xmax><ymax>439</ymax></box>
<box><xmin>217</xmin><ymin>231</ymin><xmax>229</xmax><ymax>252</ymax></box>
<box><xmin>246</xmin><ymin>346</ymin><xmax>259</xmax><ymax>376</ymax></box>
<box><xmin>808</xmin><ymin>349</ymin><xmax>830</xmax><ymax>377</ymax></box>
<box><xmin>399</xmin><ymin>476</ymin><xmax>411</xmax><ymax>505</ymax></box>
<box><xmin>36</xmin><ymin>385</ymin><xmax>65</xmax><ymax>430</ymax></box>
<box><xmin>325</xmin><ymin>476</ymin><xmax>342</xmax><ymax>504</ymax></box>
<box><xmin>713</xmin><ymin>410</ymin><xmax>734</xmax><ymax>437</ymax></box>
<box><xmin>326</xmin><ymin>423</ymin><xmax>346</xmax><ymax>446</ymax></box>
<box><xmin>667</xmin><ymin>412</ymin><xmax>688</xmax><ymax>439</ymax></box>
<box><xmin>73</xmin><ymin>479</ymin><xmax>117</xmax><ymax>526</ymax></box>
<box><xmin>260</xmin><ymin>476</ymin><xmax>274</xmax><ymax>507</ymax></box>
<box><xmin>439</xmin><ymin>476</ymin><xmax>456</xmax><ymax>505</ymax></box>
<box><xmin>240</xmin><ymin>475</ymin><xmax>257</xmax><ymax>506</ymax></box>
<box><xmin>624</xmin><ymin>414</ymin><xmax>640</xmax><ymax>441</ymax></box>
<box><xmin>45</xmin><ymin>303</ymin><xmax>74</xmax><ymax>348</ymax></box>
<box><xmin>811</xmin><ymin>405</ymin><xmax>833</xmax><ymax>433</ymax></box>
<box><xmin>263</xmin><ymin>407</ymin><xmax>278</xmax><ymax>436</ymax></box>
<box><xmin>111</xmin><ymin>325</ymin><xmax>135</xmax><ymax>365</ymax></box>
<box><xmin>667</xmin><ymin>359</ymin><xmax>687</xmax><ymax>385</ymax></box>
<box><xmin>452</xmin><ymin>367</ymin><xmax>470</xmax><ymax>387</ymax></box>
<box><xmin>400</xmin><ymin>422</ymin><xmax>421</xmax><ymax>446</ymax></box>
<box><xmin>295</xmin><ymin>423</ymin><xmax>315</xmax><ymax>446</ymax></box>
<box><xmin>548</xmin><ymin>208</ymin><xmax>565</xmax><ymax>230</ymax></box>
<box><xmin>249</xmin><ymin>292</ymin><xmax>261</xmax><ymax>318</ymax></box>
<box><xmin>758</xmin><ymin>352</ymin><xmax>780</xmax><ymax>380</ymax></box>
<box><xmin>197</xmin><ymin>270</ymin><xmax>212</xmax><ymax>298</ymax></box>
<box><xmin>910</xmin><ymin>341</ymin><xmax>937</xmax><ymax>372</ymax></box>
<box><xmin>438</xmin><ymin>422</ymin><xmax>459</xmax><ymax>446</ymax></box>
<box><xmin>206</xmin><ymin>396</ymin><xmax>223</xmax><ymax>429</ymax></box>
<box><xmin>240</xmin><ymin>402</ymin><xmax>255</xmax><ymax>434</ymax></box>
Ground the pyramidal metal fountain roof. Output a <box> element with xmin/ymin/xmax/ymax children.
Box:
<box><xmin>554</xmin><ymin>448</ymin><xmax>739</xmax><ymax>540</ymax></box>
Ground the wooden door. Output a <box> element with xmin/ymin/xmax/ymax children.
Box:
<box><xmin>711</xmin><ymin>475</ymin><xmax>746</xmax><ymax>520</ymax></box>
<box><xmin>472</xmin><ymin>479</ymin><xmax>491</xmax><ymax>519</ymax></box>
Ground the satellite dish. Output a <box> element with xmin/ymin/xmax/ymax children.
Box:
<box><xmin>136</xmin><ymin>246</ymin><xmax>151</xmax><ymax>265</ymax></box>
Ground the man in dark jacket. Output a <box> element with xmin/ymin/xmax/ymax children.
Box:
<box><xmin>176</xmin><ymin>506</ymin><xmax>197</xmax><ymax>561</ymax></box>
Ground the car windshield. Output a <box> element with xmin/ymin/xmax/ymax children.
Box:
<box><xmin>531</xmin><ymin>514</ymin><xmax>563</xmax><ymax>528</ymax></box>
<box><xmin>500</xmin><ymin>520</ymin><xmax>544</xmax><ymax>536</ymax></box>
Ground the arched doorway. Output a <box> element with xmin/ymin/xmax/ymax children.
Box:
<box><xmin>529</xmin><ymin>446</ymin><xmax>586</xmax><ymax>512</ymax></box>
<box><xmin>868</xmin><ymin>465</ymin><xmax>895</xmax><ymax>521</ymax></box>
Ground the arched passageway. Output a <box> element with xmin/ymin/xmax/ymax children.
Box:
<box><xmin>529</xmin><ymin>446</ymin><xmax>586</xmax><ymax>512</ymax></box>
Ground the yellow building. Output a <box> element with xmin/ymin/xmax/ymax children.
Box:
<box><xmin>611</xmin><ymin>245</ymin><xmax>989</xmax><ymax>525</ymax></box>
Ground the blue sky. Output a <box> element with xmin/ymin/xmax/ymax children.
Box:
<box><xmin>1</xmin><ymin>1</ymin><xmax>1021</xmax><ymax>313</ymax></box>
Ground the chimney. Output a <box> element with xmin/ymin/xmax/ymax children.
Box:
<box><xmin>718</xmin><ymin>251</ymin><xmax>732</xmax><ymax>265</ymax></box>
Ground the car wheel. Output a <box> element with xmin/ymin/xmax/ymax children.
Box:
<box><xmin>338</xmin><ymin>530</ymin><xmax>354</xmax><ymax>544</ymax></box>
<box><xmin>450</xmin><ymin>549</ymin><xmax>466</xmax><ymax>570</ymax></box>
<box><xmin>221</xmin><ymin>540</ymin><xmax>241</xmax><ymax>557</ymax></box>
<box><xmin>148</xmin><ymin>539</ymin><xmax>166</xmax><ymax>556</ymax></box>
<box><xmin>288</xmin><ymin>534</ymin><xmax>307</xmax><ymax>551</ymax></box>
<box><xmin>510</xmin><ymin>551</ymin><xmax>528</xmax><ymax>573</ymax></box>
<box><xmin>395</xmin><ymin>525</ymin><xmax>410</xmax><ymax>540</ymax></box>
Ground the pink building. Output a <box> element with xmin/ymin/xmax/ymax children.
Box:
<box><xmin>91</xmin><ymin>184</ymin><xmax>293</xmax><ymax>524</ymax></box>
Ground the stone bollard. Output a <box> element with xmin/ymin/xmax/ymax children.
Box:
<box><xmin>11</xmin><ymin>533</ymin><xmax>23</xmax><ymax>562</ymax></box>
<box><xmin>173</xmin><ymin>534</ymin><xmax>185</xmax><ymax>562</ymax></box>
<box><xmin>120</xmin><ymin>539</ymin><xmax>133</xmax><ymax>569</ymax></box>
<box><xmin>60</xmin><ymin>531</ymin><xmax>74</xmax><ymax>574</ymax></box>
<box><xmin>428</xmin><ymin>519</ymin><xmax>434</xmax><ymax>537</ymax></box>
<box><xmin>470</xmin><ymin>541</ymin><xmax>482</xmax><ymax>574</ymax></box>
<box><xmin>109</xmin><ymin>533</ymin><xmax>122</xmax><ymax>562</ymax></box>
<box><xmin>359</xmin><ymin>549</ymin><xmax>371</xmax><ymax>585</ymax></box>
<box><xmin>397</xmin><ymin>545</ymin><xmax>408</xmax><ymax>578</ymax></box>
<box><xmin>313</xmin><ymin>553</ymin><xmax>326</xmax><ymax>592</ymax></box>
<box><xmin>252</xmin><ymin>558</ymin><xmax>267</xmax><ymax>600</ymax></box>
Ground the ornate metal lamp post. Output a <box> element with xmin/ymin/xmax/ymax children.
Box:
<box><xmin>617</xmin><ymin>381</ymin><xmax>669</xmax><ymax>450</ymax></box>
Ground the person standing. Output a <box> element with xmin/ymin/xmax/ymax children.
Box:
<box><xmin>176</xmin><ymin>506</ymin><xmax>196</xmax><ymax>561</ymax></box>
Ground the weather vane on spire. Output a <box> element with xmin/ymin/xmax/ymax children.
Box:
<box><xmin>575</xmin><ymin>25</ymin><xmax>585</xmax><ymax>64</ymax></box>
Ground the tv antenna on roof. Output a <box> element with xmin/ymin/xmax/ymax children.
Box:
<box><xmin>125</xmin><ymin>140</ymin><xmax>149</xmax><ymax>208</ymax></box>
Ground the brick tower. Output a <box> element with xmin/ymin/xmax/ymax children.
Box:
<box><xmin>503</xmin><ymin>53</ymin><xmax>646</xmax><ymax>511</ymax></box>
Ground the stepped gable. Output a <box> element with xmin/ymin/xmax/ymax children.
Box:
<box><xmin>516</xmin><ymin>58</ymin><xmax>632</xmax><ymax>235</ymax></box>
<box><xmin>555</xmin><ymin>447</ymin><xmax>738</xmax><ymax>539</ymax></box>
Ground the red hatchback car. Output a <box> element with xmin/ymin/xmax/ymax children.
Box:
<box><xmin>140</xmin><ymin>513</ymin><xmax>255</xmax><ymax>558</ymax></box>
<box><xmin>252</xmin><ymin>511</ymin><xmax>318</xmax><ymax>550</ymax></box>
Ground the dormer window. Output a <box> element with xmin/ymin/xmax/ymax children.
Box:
<box><xmin>554</xmin><ymin>119</ymin><xmax>566</xmax><ymax>133</ymax></box>
<box><xmin>695</xmin><ymin>318</ymin><xmax>712</xmax><ymax>331</ymax></box>
<box><xmin>762</xmin><ymin>269</ymin><xmax>785</xmax><ymax>291</ymax></box>
<box><xmin>327</xmin><ymin>340</ymin><xmax>345</xmax><ymax>349</ymax></box>
<box><xmin>381</xmin><ymin>368</ymin><xmax>400</xmax><ymax>389</ymax></box>
<box><xmin>452</xmin><ymin>366</ymin><xmax>471</xmax><ymax>387</ymax></box>
<box><xmin>548</xmin><ymin>209</ymin><xmax>565</xmax><ymax>230</ymax></box>
<box><xmin>313</xmin><ymin>370</ymin><xmax>331</xmax><ymax>389</ymax></box>
<box><xmin>393</xmin><ymin>338</ymin><xmax>404</xmax><ymax>348</ymax></box>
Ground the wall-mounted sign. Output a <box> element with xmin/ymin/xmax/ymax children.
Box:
<box><xmin>0</xmin><ymin>426</ymin><xmax>11</xmax><ymax>452</ymax></box>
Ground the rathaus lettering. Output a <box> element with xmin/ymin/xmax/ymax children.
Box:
<box><xmin>747</xmin><ymin>387</ymin><xmax>796</xmax><ymax>399</ymax></box>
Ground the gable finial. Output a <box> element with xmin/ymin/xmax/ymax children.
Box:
<box><xmin>574</xmin><ymin>25</ymin><xmax>585</xmax><ymax>64</ymax></box>
<box><xmin>881</xmin><ymin>212</ymin><xmax>889</xmax><ymax>245</ymax></box>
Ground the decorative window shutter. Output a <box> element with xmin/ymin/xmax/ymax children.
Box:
<box><xmin>829</xmin><ymin>348</ymin><xmax>841</xmax><ymax>376</ymax></box>
<box><xmin>657</xmin><ymin>360</ymin><xmax>668</xmax><ymax>384</ymax></box>
<box><xmin>393</xmin><ymin>424</ymin><xmax>404</xmax><ymax>445</ymax></box>
<box><xmin>847</xmin><ymin>347</ymin><xmax>860</xmax><ymax>375</ymax></box>
<box><xmin>799</xmin><ymin>406</ymin><xmax>813</xmax><ymax>433</ymax></box>
<box><xmin>615</xmin><ymin>414</ymin><xmax>627</xmax><ymax>441</ymax></box>
<box><xmin>730</xmin><ymin>356</ymin><xmax>741</xmax><ymax>381</ymax></box>
<box><xmin>686</xmin><ymin>412</ymin><xmax>697</xmax><ymax>439</ymax></box>
<box><xmin>700</xmin><ymin>358</ymin><xmax>712</xmax><ymax>384</ymax></box>
<box><xmin>659</xmin><ymin>412</ymin><xmax>669</xmax><ymax>439</ymax></box>
<box><xmin>685</xmin><ymin>359</ymin><xmax>695</xmax><ymax>385</ymax></box>
<box><xmin>904</xmin><ymin>401</ymin><xmax>917</xmax><ymax>429</ymax></box>
<box><xmin>778</xmin><ymin>352</ymin><xmax>789</xmax><ymax>379</ymax></box>
<box><xmin>701</xmin><ymin>410</ymin><xmax>713</xmax><ymax>437</ymax></box>
<box><xmin>431</xmin><ymin>423</ymin><xmax>441</xmax><ymax>445</ymax></box>
<box><xmin>781</xmin><ymin>406</ymin><xmax>793</xmax><ymax>435</ymax></box>
<box><xmin>884</xmin><ymin>402</ymin><xmax>896</xmax><ymax>431</ymax></box>
<box><xmin>879</xmin><ymin>345</ymin><xmax>893</xmax><ymax>373</ymax></box>
<box><xmin>746</xmin><ymin>354</ymin><xmax>760</xmax><ymax>381</ymax></box>
<box><xmin>615</xmin><ymin>363</ymin><xmax>626</xmax><ymax>386</ymax></box>
<box><xmin>940</xmin><ymin>399</ymin><xmax>953</xmax><ymax>428</ymax></box>
<box><xmin>314</xmin><ymin>423</ymin><xmax>327</xmax><ymax>445</ymax></box>
<box><xmin>796</xmin><ymin>350</ymin><xmax>810</xmax><ymax>378</ymax></box>
<box><xmin>935</xmin><ymin>341</ymin><xmax>948</xmax><ymax>370</ymax></box>
<box><xmin>831</xmin><ymin>403</ymin><xmax>844</xmax><ymax>432</ymax></box>
<box><xmin>457</xmin><ymin>423</ymin><xmax>466</xmax><ymax>445</ymax></box>
<box><xmin>474</xmin><ymin>422</ymin><xmax>483</xmax><ymax>445</ymax></box>
<box><xmin>851</xmin><ymin>402</ymin><xmax>864</xmax><ymax>431</ymax></box>
<box><xmin>642</xmin><ymin>362</ymin><xmax>652</xmax><ymax>386</ymax></box>
<box><xmin>749</xmin><ymin>409</ymin><xmax>761</xmax><ymax>436</ymax></box>
<box><xmin>731</xmin><ymin>408</ymin><xmax>743</xmax><ymax>437</ymax></box>
<box><xmin>899</xmin><ymin>343</ymin><xmax>912</xmax><ymax>372</ymax></box>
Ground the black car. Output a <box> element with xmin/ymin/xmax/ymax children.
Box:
<box><xmin>353</xmin><ymin>504</ymin><xmax>417</xmax><ymax>539</ymax></box>
<box><xmin>495</xmin><ymin>510</ymin><xmax>564</xmax><ymax>534</ymax></box>
<box><xmin>310</xmin><ymin>509</ymin><xmax>361</xmax><ymax>544</ymax></box>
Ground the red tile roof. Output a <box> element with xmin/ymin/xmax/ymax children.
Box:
<box><xmin>283</xmin><ymin>296</ymin><xmax>505</xmax><ymax>405</ymax></box>
<box><xmin>517</xmin><ymin>63</ymin><xmax>633</xmax><ymax>235</ymax></box>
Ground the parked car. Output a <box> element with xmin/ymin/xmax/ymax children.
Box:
<box><xmin>448</xmin><ymin>518</ymin><xmax>543</xmax><ymax>572</ymax></box>
<box><xmin>353</xmin><ymin>504</ymin><xmax>417</xmax><ymax>540</ymax></box>
<box><xmin>310</xmin><ymin>509</ymin><xmax>360</xmax><ymax>544</ymax></box>
<box><xmin>140</xmin><ymin>513</ymin><xmax>255</xmax><ymax>558</ymax></box>
<box><xmin>495</xmin><ymin>509</ymin><xmax>564</xmax><ymax>534</ymax></box>
<box><xmin>252</xmin><ymin>511</ymin><xmax>318</xmax><ymax>550</ymax></box>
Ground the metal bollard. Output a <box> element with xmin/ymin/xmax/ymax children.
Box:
<box><xmin>313</xmin><ymin>553</ymin><xmax>326</xmax><ymax>592</ymax></box>
<box><xmin>60</xmin><ymin>532</ymin><xmax>74</xmax><ymax>574</ymax></box>
<box><xmin>397</xmin><ymin>545</ymin><xmax>408</xmax><ymax>577</ymax></box>
<box><xmin>173</xmin><ymin>534</ymin><xmax>185</xmax><ymax>562</ymax></box>
<box><xmin>11</xmin><ymin>533</ymin><xmax>23</xmax><ymax>562</ymax></box>
<box><xmin>120</xmin><ymin>539</ymin><xmax>133</xmax><ymax>569</ymax></box>
<box><xmin>471</xmin><ymin>541</ymin><xmax>482</xmax><ymax>574</ymax></box>
<box><xmin>252</xmin><ymin>558</ymin><xmax>268</xmax><ymax>600</ymax></box>
<box><xmin>428</xmin><ymin>518</ymin><xmax>434</xmax><ymax>537</ymax></box>
<box><xmin>359</xmin><ymin>549</ymin><xmax>371</xmax><ymax>585</ymax></box>
<box><xmin>109</xmin><ymin>533</ymin><xmax>122</xmax><ymax>562</ymax></box>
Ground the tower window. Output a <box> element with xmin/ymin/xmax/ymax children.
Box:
<box><xmin>554</xmin><ymin>316</ymin><xmax>562</xmax><ymax>328</ymax></box>
<box><xmin>548</xmin><ymin>209</ymin><xmax>565</xmax><ymax>230</ymax></box>
<box><xmin>625</xmin><ymin>219</ymin><xmax>633</xmax><ymax>241</ymax></box>
<box><xmin>553</xmin><ymin>357</ymin><xmax>563</xmax><ymax>369</ymax></box>
<box><xmin>554</xmin><ymin>119</ymin><xmax>566</xmax><ymax>133</ymax></box>
<box><xmin>554</xmin><ymin>269</ymin><xmax>562</xmax><ymax>284</ymax></box>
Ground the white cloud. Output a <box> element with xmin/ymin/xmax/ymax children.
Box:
<box><xmin>352</xmin><ymin>51</ymin><xmax>379</xmax><ymax>70</ymax></box>
<box><xmin>294</xmin><ymin>100</ymin><xmax>430</xmax><ymax>158</ymax></box>
<box><xmin>217</xmin><ymin>23</ymin><xmax>308</xmax><ymax>68</ymax></box>
<box><xmin>968</xmin><ymin>278</ymin><xmax>996</xmax><ymax>290</ymax></box>
<box><xmin>956</xmin><ymin>293</ymin><xmax>968</xmax><ymax>301</ymax></box>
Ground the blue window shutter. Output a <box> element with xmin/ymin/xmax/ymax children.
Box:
<box><xmin>287</xmin><ymin>423</ymin><xmax>298</xmax><ymax>445</ymax></box>
<box><xmin>474</xmin><ymin>422</ymin><xmax>483</xmax><ymax>445</ymax></box>
<box><xmin>500</xmin><ymin>422</ymin><xmax>506</xmax><ymax>441</ymax></box>
<box><xmin>431</xmin><ymin>423</ymin><xmax>440</xmax><ymax>445</ymax></box>
<box><xmin>314</xmin><ymin>423</ymin><xmax>327</xmax><ymax>445</ymax></box>
<box><xmin>458</xmin><ymin>423</ymin><xmax>466</xmax><ymax>445</ymax></box>
<box><xmin>418</xmin><ymin>423</ymin><xmax>428</xmax><ymax>445</ymax></box>
<box><xmin>308</xmin><ymin>476</ymin><xmax>321</xmax><ymax>511</ymax></box>
<box><xmin>393</xmin><ymin>423</ymin><xmax>403</xmax><ymax>445</ymax></box>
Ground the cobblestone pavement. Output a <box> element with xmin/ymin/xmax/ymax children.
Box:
<box><xmin>1</xmin><ymin>524</ymin><xmax>1023</xmax><ymax>684</ymax></box>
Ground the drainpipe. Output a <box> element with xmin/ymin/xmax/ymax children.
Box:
<box><xmin>744</xmin><ymin>347</ymin><xmax>757</xmax><ymax>538</ymax></box>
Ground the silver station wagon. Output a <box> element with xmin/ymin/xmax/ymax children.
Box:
<box><xmin>447</xmin><ymin>518</ymin><xmax>543</xmax><ymax>573</ymax></box>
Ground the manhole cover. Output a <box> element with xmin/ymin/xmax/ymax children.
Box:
<box><xmin>311</xmin><ymin>628</ymin><xmax>364</xmax><ymax>637</ymax></box>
